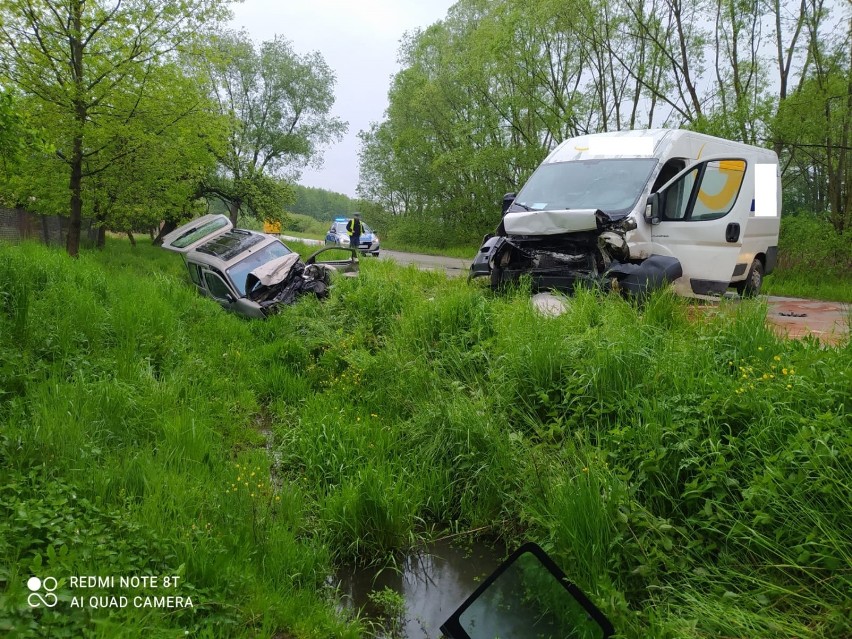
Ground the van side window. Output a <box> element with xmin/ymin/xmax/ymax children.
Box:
<box><xmin>652</xmin><ymin>158</ymin><xmax>686</xmax><ymax>192</ymax></box>
<box><xmin>692</xmin><ymin>160</ymin><xmax>746</xmax><ymax>220</ymax></box>
<box><xmin>661</xmin><ymin>159</ymin><xmax>746</xmax><ymax>222</ymax></box>
<box><xmin>203</xmin><ymin>271</ymin><xmax>233</xmax><ymax>301</ymax></box>
<box><xmin>663</xmin><ymin>168</ymin><xmax>698</xmax><ymax>220</ymax></box>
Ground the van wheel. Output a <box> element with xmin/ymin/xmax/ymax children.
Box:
<box><xmin>737</xmin><ymin>258</ymin><xmax>763</xmax><ymax>297</ymax></box>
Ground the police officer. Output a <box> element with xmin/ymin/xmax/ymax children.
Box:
<box><xmin>346</xmin><ymin>213</ymin><xmax>364</xmax><ymax>251</ymax></box>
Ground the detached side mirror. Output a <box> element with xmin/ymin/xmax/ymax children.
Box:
<box><xmin>441</xmin><ymin>542</ymin><xmax>614</xmax><ymax>639</ymax></box>
<box><xmin>645</xmin><ymin>192</ymin><xmax>662</xmax><ymax>225</ymax></box>
<box><xmin>501</xmin><ymin>192</ymin><xmax>516</xmax><ymax>215</ymax></box>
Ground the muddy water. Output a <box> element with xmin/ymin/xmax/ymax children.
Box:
<box><xmin>333</xmin><ymin>538</ymin><xmax>506</xmax><ymax>638</ymax></box>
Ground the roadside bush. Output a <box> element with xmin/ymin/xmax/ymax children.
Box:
<box><xmin>765</xmin><ymin>213</ymin><xmax>852</xmax><ymax>300</ymax></box>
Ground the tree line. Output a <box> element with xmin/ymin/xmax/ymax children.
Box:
<box><xmin>358</xmin><ymin>0</ymin><xmax>851</xmax><ymax>240</ymax></box>
<box><xmin>0</xmin><ymin>0</ymin><xmax>345</xmax><ymax>256</ymax></box>
<box><xmin>290</xmin><ymin>184</ymin><xmax>363</xmax><ymax>221</ymax></box>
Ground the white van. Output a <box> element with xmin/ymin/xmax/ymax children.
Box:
<box><xmin>470</xmin><ymin>129</ymin><xmax>781</xmax><ymax>299</ymax></box>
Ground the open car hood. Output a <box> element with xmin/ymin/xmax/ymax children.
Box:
<box><xmin>247</xmin><ymin>253</ymin><xmax>302</xmax><ymax>288</ymax></box>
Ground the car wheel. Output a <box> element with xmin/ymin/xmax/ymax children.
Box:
<box><xmin>372</xmin><ymin>251</ymin><xmax>380</xmax><ymax>257</ymax></box>
<box><xmin>737</xmin><ymin>258</ymin><xmax>764</xmax><ymax>297</ymax></box>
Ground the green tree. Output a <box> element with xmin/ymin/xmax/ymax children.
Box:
<box><xmin>197</xmin><ymin>30</ymin><xmax>347</xmax><ymax>225</ymax></box>
<box><xmin>0</xmin><ymin>89</ymin><xmax>43</xmax><ymax>179</ymax></box>
<box><xmin>83</xmin><ymin>63</ymin><xmax>224</xmax><ymax>246</ymax></box>
<box><xmin>0</xmin><ymin>0</ymin><xmax>230</xmax><ymax>256</ymax></box>
<box><xmin>358</xmin><ymin>0</ymin><xmax>849</xmax><ymax>242</ymax></box>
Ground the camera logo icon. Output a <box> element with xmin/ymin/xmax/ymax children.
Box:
<box><xmin>27</xmin><ymin>576</ymin><xmax>58</xmax><ymax>608</ymax></box>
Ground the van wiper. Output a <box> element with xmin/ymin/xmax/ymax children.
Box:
<box><xmin>511</xmin><ymin>202</ymin><xmax>535</xmax><ymax>211</ymax></box>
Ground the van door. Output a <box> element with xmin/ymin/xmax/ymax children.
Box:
<box><xmin>651</xmin><ymin>157</ymin><xmax>750</xmax><ymax>297</ymax></box>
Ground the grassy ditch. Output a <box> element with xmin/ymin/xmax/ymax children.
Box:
<box><xmin>1</xmin><ymin>238</ymin><xmax>850</xmax><ymax>638</ymax></box>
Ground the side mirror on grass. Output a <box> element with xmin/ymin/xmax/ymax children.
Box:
<box><xmin>441</xmin><ymin>542</ymin><xmax>614</xmax><ymax>639</ymax></box>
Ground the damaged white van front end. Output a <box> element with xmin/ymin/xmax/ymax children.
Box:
<box><xmin>471</xmin><ymin>129</ymin><xmax>781</xmax><ymax>300</ymax></box>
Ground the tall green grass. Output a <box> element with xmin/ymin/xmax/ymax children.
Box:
<box><xmin>759</xmin><ymin>214</ymin><xmax>850</xmax><ymax>301</ymax></box>
<box><xmin>1</xmin><ymin>237</ymin><xmax>849</xmax><ymax>638</ymax></box>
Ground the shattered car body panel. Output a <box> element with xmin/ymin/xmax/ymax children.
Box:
<box><xmin>472</xmin><ymin>129</ymin><xmax>780</xmax><ymax>300</ymax></box>
<box><xmin>161</xmin><ymin>214</ymin><xmax>358</xmax><ymax>318</ymax></box>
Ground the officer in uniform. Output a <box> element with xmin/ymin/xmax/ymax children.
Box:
<box><xmin>346</xmin><ymin>213</ymin><xmax>364</xmax><ymax>251</ymax></box>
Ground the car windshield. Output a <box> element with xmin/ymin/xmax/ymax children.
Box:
<box><xmin>513</xmin><ymin>158</ymin><xmax>658</xmax><ymax>213</ymax></box>
<box><xmin>226</xmin><ymin>240</ymin><xmax>293</xmax><ymax>296</ymax></box>
<box><xmin>332</xmin><ymin>221</ymin><xmax>372</xmax><ymax>234</ymax></box>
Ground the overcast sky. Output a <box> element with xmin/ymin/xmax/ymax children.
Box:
<box><xmin>229</xmin><ymin>1</ymin><xmax>457</xmax><ymax>198</ymax></box>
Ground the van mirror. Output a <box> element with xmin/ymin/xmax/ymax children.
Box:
<box><xmin>441</xmin><ymin>542</ymin><xmax>614</xmax><ymax>639</ymax></box>
<box><xmin>502</xmin><ymin>192</ymin><xmax>517</xmax><ymax>215</ymax></box>
<box><xmin>645</xmin><ymin>193</ymin><xmax>661</xmax><ymax>225</ymax></box>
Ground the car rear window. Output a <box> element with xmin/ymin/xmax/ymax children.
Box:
<box><xmin>171</xmin><ymin>217</ymin><xmax>230</xmax><ymax>249</ymax></box>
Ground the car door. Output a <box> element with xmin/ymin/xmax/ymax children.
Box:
<box><xmin>160</xmin><ymin>214</ymin><xmax>233</xmax><ymax>253</ymax></box>
<box><xmin>198</xmin><ymin>266</ymin><xmax>266</xmax><ymax>319</ymax></box>
<box><xmin>651</xmin><ymin>156</ymin><xmax>750</xmax><ymax>297</ymax></box>
<box><xmin>199</xmin><ymin>267</ymin><xmax>236</xmax><ymax>304</ymax></box>
<box><xmin>305</xmin><ymin>247</ymin><xmax>359</xmax><ymax>275</ymax></box>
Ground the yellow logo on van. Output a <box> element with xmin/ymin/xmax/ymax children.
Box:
<box><xmin>697</xmin><ymin>160</ymin><xmax>745</xmax><ymax>210</ymax></box>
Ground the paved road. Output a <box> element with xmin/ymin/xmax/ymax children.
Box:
<box><xmin>281</xmin><ymin>236</ymin><xmax>848</xmax><ymax>342</ymax></box>
<box><xmin>378</xmin><ymin>249</ymin><xmax>472</xmax><ymax>275</ymax></box>
<box><xmin>279</xmin><ymin>235</ymin><xmax>474</xmax><ymax>276</ymax></box>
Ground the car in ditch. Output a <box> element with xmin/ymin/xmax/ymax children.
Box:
<box><xmin>161</xmin><ymin>214</ymin><xmax>358</xmax><ymax>319</ymax></box>
<box><xmin>470</xmin><ymin>129</ymin><xmax>781</xmax><ymax>300</ymax></box>
<box><xmin>325</xmin><ymin>217</ymin><xmax>380</xmax><ymax>256</ymax></box>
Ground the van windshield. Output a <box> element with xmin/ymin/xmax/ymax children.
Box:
<box><xmin>512</xmin><ymin>158</ymin><xmax>658</xmax><ymax>213</ymax></box>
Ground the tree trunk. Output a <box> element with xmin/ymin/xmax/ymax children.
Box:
<box><xmin>228</xmin><ymin>199</ymin><xmax>241</xmax><ymax>226</ymax></box>
<box><xmin>127</xmin><ymin>230</ymin><xmax>136</xmax><ymax>247</ymax></box>
<box><xmin>67</xmin><ymin>132</ymin><xmax>84</xmax><ymax>257</ymax></box>
<box><xmin>66</xmin><ymin>0</ymin><xmax>85</xmax><ymax>258</ymax></box>
<box><xmin>153</xmin><ymin>220</ymin><xmax>177</xmax><ymax>246</ymax></box>
<box><xmin>95</xmin><ymin>202</ymin><xmax>106</xmax><ymax>249</ymax></box>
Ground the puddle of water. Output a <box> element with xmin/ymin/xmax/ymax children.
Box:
<box><xmin>333</xmin><ymin>538</ymin><xmax>506</xmax><ymax>638</ymax></box>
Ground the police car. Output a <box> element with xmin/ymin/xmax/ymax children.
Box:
<box><xmin>325</xmin><ymin>217</ymin><xmax>380</xmax><ymax>256</ymax></box>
